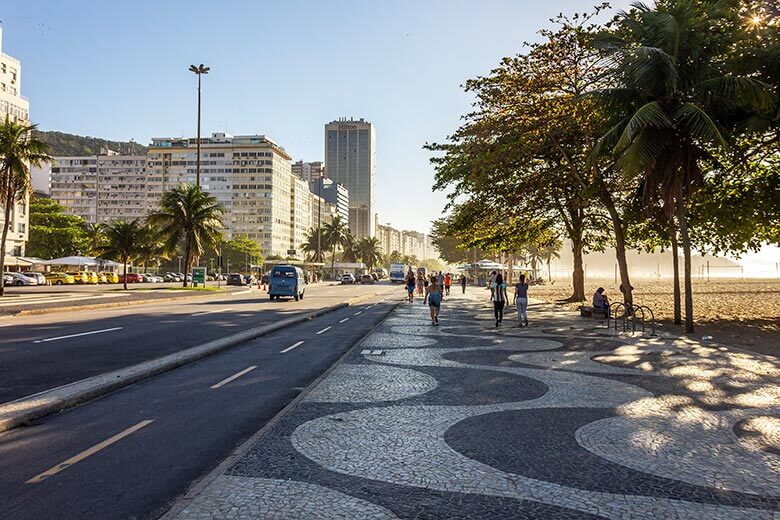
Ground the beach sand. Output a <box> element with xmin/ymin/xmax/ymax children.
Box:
<box><xmin>525</xmin><ymin>278</ymin><xmax>779</xmax><ymax>357</ymax></box>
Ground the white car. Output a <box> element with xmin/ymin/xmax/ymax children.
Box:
<box><xmin>340</xmin><ymin>273</ymin><xmax>356</xmax><ymax>285</ymax></box>
<box><xmin>4</xmin><ymin>272</ymin><xmax>38</xmax><ymax>286</ymax></box>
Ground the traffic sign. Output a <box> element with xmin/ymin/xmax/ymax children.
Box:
<box><xmin>192</xmin><ymin>266</ymin><xmax>206</xmax><ymax>285</ymax></box>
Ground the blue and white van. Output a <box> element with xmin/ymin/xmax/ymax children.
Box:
<box><xmin>268</xmin><ymin>265</ymin><xmax>306</xmax><ymax>301</ymax></box>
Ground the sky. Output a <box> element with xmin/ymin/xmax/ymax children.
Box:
<box><xmin>1</xmin><ymin>0</ymin><xmax>635</xmax><ymax>235</ymax></box>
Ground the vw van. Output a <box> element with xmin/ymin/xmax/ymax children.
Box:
<box><xmin>268</xmin><ymin>265</ymin><xmax>306</xmax><ymax>301</ymax></box>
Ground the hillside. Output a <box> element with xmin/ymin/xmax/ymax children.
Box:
<box><xmin>32</xmin><ymin>130</ymin><xmax>148</xmax><ymax>156</ymax></box>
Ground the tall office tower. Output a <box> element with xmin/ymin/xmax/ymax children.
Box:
<box><xmin>0</xmin><ymin>24</ymin><xmax>31</xmax><ymax>257</ymax></box>
<box><xmin>146</xmin><ymin>133</ymin><xmax>294</xmax><ymax>258</ymax></box>
<box><xmin>324</xmin><ymin>118</ymin><xmax>376</xmax><ymax>239</ymax></box>
<box><xmin>50</xmin><ymin>154</ymin><xmax>148</xmax><ymax>224</ymax></box>
<box><xmin>291</xmin><ymin>160</ymin><xmax>324</xmax><ymax>183</ymax></box>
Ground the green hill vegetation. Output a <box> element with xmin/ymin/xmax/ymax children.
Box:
<box><xmin>32</xmin><ymin>130</ymin><xmax>148</xmax><ymax>156</ymax></box>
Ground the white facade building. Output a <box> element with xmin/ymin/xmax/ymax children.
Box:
<box><xmin>0</xmin><ymin>24</ymin><xmax>30</xmax><ymax>257</ymax></box>
<box><xmin>49</xmin><ymin>154</ymin><xmax>148</xmax><ymax>224</ymax></box>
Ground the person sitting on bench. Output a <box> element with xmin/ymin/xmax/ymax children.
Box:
<box><xmin>592</xmin><ymin>287</ymin><xmax>610</xmax><ymax>318</ymax></box>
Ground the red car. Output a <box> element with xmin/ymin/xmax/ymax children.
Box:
<box><xmin>118</xmin><ymin>273</ymin><xmax>143</xmax><ymax>283</ymax></box>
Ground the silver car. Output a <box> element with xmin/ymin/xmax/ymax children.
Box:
<box><xmin>4</xmin><ymin>272</ymin><xmax>38</xmax><ymax>286</ymax></box>
<box><xmin>22</xmin><ymin>272</ymin><xmax>47</xmax><ymax>285</ymax></box>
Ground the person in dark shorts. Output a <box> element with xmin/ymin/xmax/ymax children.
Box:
<box><xmin>406</xmin><ymin>269</ymin><xmax>416</xmax><ymax>303</ymax></box>
<box><xmin>425</xmin><ymin>274</ymin><xmax>442</xmax><ymax>325</ymax></box>
<box><xmin>460</xmin><ymin>274</ymin><xmax>467</xmax><ymax>294</ymax></box>
<box><xmin>491</xmin><ymin>273</ymin><xmax>508</xmax><ymax>327</ymax></box>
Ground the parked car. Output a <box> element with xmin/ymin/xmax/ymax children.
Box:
<box><xmin>340</xmin><ymin>273</ymin><xmax>355</xmax><ymax>285</ymax></box>
<box><xmin>66</xmin><ymin>271</ymin><xmax>89</xmax><ymax>284</ymax></box>
<box><xmin>3</xmin><ymin>273</ymin><xmax>13</xmax><ymax>286</ymax></box>
<box><xmin>243</xmin><ymin>274</ymin><xmax>256</xmax><ymax>285</ymax></box>
<box><xmin>163</xmin><ymin>272</ymin><xmax>181</xmax><ymax>282</ymax></box>
<box><xmin>226</xmin><ymin>273</ymin><xmax>245</xmax><ymax>286</ymax></box>
<box><xmin>96</xmin><ymin>273</ymin><xmax>108</xmax><ymax>284</ymax></box>
<box><xmin>140</xmin><ymin>274</ymin><xmax>157</xmax><ymax>283</ymax></box>
<box><xmin>100</xmin><ymin>271</ymin><xmax>119</xmax><ymax>284</ymax></box>
<box><xmin>370</xmin><ymin>272</ymin><xmax>379</xmax><ymax>282</ymax></box>
<box><xmin>268</xmin><ymin>265</ymin><xmax>306</xmax><ymax>301</ymax></box>
<box><xmin>45</xmin><ymin>272</ymin><xmax>75</xmax><ymax>285</ymax></box>
<box><xmin>22</xmin><ymin>272</ymin><xmax>47</xmax><ymax>285</ymax></box>
<box><xmin>359</xmin><ymin>273</ymin><xmax>375</xmax><ymax>284</ymax></box>
<box><xmin>118</xmin><ymin>272</ymin><xmax>143</xmax><ymax>283</ymax></box>
<box><xmin>4</xmin><ymin>272</ymin><xmax>38</xmax><ymax>286</ymax></box>
<box><xmin>82</xmin><ymin>271</ymin><xmax>99</xmax><ymax>284</ymax></box>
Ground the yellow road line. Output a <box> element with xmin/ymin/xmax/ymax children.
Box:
<box><xmin>26</xmin><ymin>420</ymin><xmax>154</xmax><ymax>484</ymax></box>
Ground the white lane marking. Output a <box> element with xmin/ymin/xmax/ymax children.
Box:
<box><xmin>316</xmin><ymin>326</ymin><xmax>331</xmax><ymax>335</ymax></box>
<box><xmin>338</xmin><ymin>317</ymin><xmax>349</xmax><ymax>323</ymax></box>
<box><xmin>192</xmin><ymin>308</ymin><xmax>232</xmax><ymax>317</ymax></box>
<box><xmin>33</xmin><ymin>327</ymin><xmax>123</xmax><ymax>343</ymax></box>
<box><xmin>0</xmin><ymin>293</ymin><xmax>131</xmax><ymax>308</ymax></box>
<box><xmin>353</xmin><ymin>311</ymin><xmax>363</xmax><ymax>316</ymax></box>
<box><xmin>210</xmin><ymin>365</ymin><xmax>257</xmax><ymax>389</ymax></box>
<box><xmin>280</xmin><ymin>340</ymin><xmax>304</xmax><ymax>353</ymax></box>
<box><xmin>26</xmin><ymin>420</ymin><xmax>154</xmax><ymax>483</ymax></box>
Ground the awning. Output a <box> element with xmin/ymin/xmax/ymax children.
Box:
<box><xmin>2</xmin><ymin>256</ymin><xmax>34</xmax><ymax>267</ymax></box>
<box><xmin>40</xmin><ymin>256</ymin><xmax>121</xmax><ymax>267</ymax></box>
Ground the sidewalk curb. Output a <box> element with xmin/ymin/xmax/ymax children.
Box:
<box><xmin>0</xmin><ymin>291</ymin><xmax>387</xmax><ymax>434</ymax></box>
<box><xmin>160</xmin><ymin>297</ymin><xmax>402</xmax><ymax>520</ymax></box>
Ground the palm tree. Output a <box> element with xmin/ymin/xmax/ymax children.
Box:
<box><xmin>0</xmin><ymin>119</ymin><xmax>50</xmax><ymax>296</ymax></box>
<box><xmin>83</xmin><ymin>222</ymin><xmax>106</xmax><ymax>256</ymax></box>
<box><xmin>593</xmin><ymin>1</ymin><xmax>772</xmax><ymax>332</ymax></box>
<box><xmin>322</xmin><ymin>215</ymin><xmax>350</xmax><ymax>279</ymax></box>
<box><xmin>136</xmin><ymin>223</ymin><xmax>168</xmax><ymax>273</ymax></box>
<box><xmin>541</xmin><ymin>242</ymin><xmax>561</xmax><ymax>282</ymax></box>
<box><xmin>388</xmin><ymin>250</ymin><xmax>403</xmax><ymax>264</ymax></box>
<box><xmin>301</xmin><ymin>227</ymin><xmax>326</xmax><ymax>263</ymax></box>
<box><xmin>149</xmin><ymin>184</ymin><xmax>224</xmax><ymax>287</ymax></box>
<box><xmin>358</xmin><ymin>236</ymin><xmax>383</xmax><ymax>270</ymax></box>
<box><xmin>95</xmin><ymin>220</ymin><xmax>144</xmax><ymax>290</ymax></box>
<box><xmin>340</xmin><ymin>233</ymin><xmax>360</xmax><ymax>263</ymax></box>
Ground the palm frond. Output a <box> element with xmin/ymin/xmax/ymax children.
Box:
<box><xmin>615</xmin><ymin>101</ymin><xmax>673</xmax><ymax>151</ymax></box>
<box><xmin>672</xmin><ymin>102</ymin><xmax>728</xmax><ymax>149</ymax></box>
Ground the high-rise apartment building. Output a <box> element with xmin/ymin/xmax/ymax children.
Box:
<box><xmin>291</xmin><ymin>160</ymin><xmax>324</xmax><ymax>183</ymax></box>
<box><xmin>0</xmin><ymin>24</ymin><xmax>30</xmax><ymax>257</ymax></box>
<box><xmin>146</xmin><ymin>133</ymin><xmax>295</xmax><ymax>257</ymax></box>
<box><xmin>49</xmin><ymin>154</ymin><xmax>147</xmax><ymax>224</ymax></box>
<box><xmin>324</xmin><ymin>118</ymin><xmax>376</xmax><ymax>239</ymax></box>
<box><xmin>290</xmin><ymin>175</ymin><xmax>311</xmax><ymax>257</ymax></box>
<box><xmin>309</xmin><ymin>177</ymin><xmax>349</xmax><ymax>225</ymax></box>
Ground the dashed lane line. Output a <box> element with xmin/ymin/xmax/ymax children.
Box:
<box><xmin>353</xmin><ymin>311</ymin><xmax>363</xmax><ymax>316</ymax></box>
<box><xmin>315</xmin><ymin>326</ymin><xmax>331</xmax><ymax>335</ymax></box>
<box><xmin>280</xmin><ymin>341</ymin><xmax>304</xmax><ymax>354</ymax></box>
<box><xmin>26</xmin><ymin>420</ymin><xmax>154</xmax><ymax>484</ymax></box>
<box><xmin>192</xmin><ymin>308</ymin><xmax>233</xmax><ymax>317</ymax></box>
<box><xmin>338</xmin><ymin>317</ymin><xmax>349</xmax><ymax>323</ymax></box>
<box><xmin>210</xmin><ymin>366</ymin><xmax>257</xmax><ymax>389</ymax></box>
<box><xmin>33</xmin><ymin>327</ymin><xmax>123</xmax><ymax>344</ymax></box>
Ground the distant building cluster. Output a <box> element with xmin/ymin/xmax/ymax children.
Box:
<box><xmin>377</xmin><ymin>224</ymin><xmax>434</xmax><ymax>261</ymax></box>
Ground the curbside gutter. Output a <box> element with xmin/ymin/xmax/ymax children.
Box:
<box><xmin>0</xmin><ymin>292</ymin><xmax>384</xmax><ymax>434</ymax></box>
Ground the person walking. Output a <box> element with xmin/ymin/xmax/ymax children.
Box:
<box><xmin>405</xmin><ymin>269</ymin><xmax>416</xmax><ymax>303</ymax></box>
<box><xmin>460</xmin><ymin>274</ymin><xmax>467</xmax><ymax>294</ymax></box>
<box><xmin>416</xmin><ymin>273</ymin><xmax>425</xmax><ymax>296</ymax></box>
<box><xmin>491</xmin><ymin>273</ymin><xmax>508</xmax><ymax>327</ymax></box>
<box><xmin>444</xmin><ymin>273</ymin><xmax>452</xmax><ymax>296</ymax></box>
<box><xmin>425</xmin><ymin>274</ymin><xmax>442</xmax><ymax>325</ymax></box>
<box><xmin>513</xmin><ymin>273</ymin><xmax>530</xmax><ymax>327</ymax></box>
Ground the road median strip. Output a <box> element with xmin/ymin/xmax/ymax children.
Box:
<box><xmin>0</xmin><ymin>291</ymin><xmax>389</xmax><ymax>433</ymax></box>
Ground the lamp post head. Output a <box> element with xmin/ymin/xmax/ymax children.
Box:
<box><xmin>189</xmin><ymin>64</ymin><xmax>210</xmax><ymax>75</ymax></box>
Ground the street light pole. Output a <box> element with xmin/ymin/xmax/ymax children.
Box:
<box><xmin>317</xmin><ymin>173</ymin><xmax>322</xmax><ymax>263</ymax></box>
<box><xmin>189</xmin><ymin>64</ymin><xmax>210</xmax><ymax>188</ymax></box>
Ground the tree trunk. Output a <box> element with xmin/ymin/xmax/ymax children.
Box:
<box><xmin>0</xmin><ymin>193</ymin><xmax>12</xmax><ymax>297</ymax></box>
<box><xmin>569</xmin><ymin>236</ymin><xmax>586</xmax><ymax>302</ymax></box>
<box><xmin>603</xmin><ymin>199</ymin><xmax>633</xmax><ymax>307</ymax></box>
<box><xmin>183</xmin><ymin>239</ymin><xmax>191</xmax><ymax>287</ymax></box>
<box><xmin>123</xmin><ymin>255</ymin><xmax>128</xmax><ymax>291</ymax></box>
<box><xmin>547</xmin><ymin>258</ymin><xmax>552</xmax><ymax>282</ymax></box>
<box><xmin>670</xmin><ymin>225</ymin><xmax>682</xmax><ymax>325</ymax></box>
<box><xmin>331</xmin><ymin>248</ymin><xmax>336</xmax><ymax>280</ymax></box>
<box><xmin>676</xmin><ymin>196</ymin><xmax>694</xmax><ymax>333</ymax></box>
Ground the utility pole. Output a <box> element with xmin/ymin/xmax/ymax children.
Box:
<box><xmin>317</xmin><ymin>173</ymin><xmax>323</xmax><ymax>262</ymax></box>
<box><xmin>189</xmin><ymin>64</ymin><xmax>210</xmax><ymax>188</ymax></box>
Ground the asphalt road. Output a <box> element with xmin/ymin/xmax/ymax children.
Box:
<box><xmin>0</xmin><ymin>282</ymin><xmax>398</xmax><ymax>404</ymax></box>
<box><xmin>0</xmin><ymin>295</ymin><xmax>397</xmax><ymax>520</ymax></box>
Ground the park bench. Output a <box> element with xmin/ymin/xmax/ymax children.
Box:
<box><xmin>578</xmin><ymin>305</ymin><xmax>607</xmax><ymax>319</ymax></box>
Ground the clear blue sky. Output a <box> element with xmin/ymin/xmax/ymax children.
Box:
<box><xmin>3</xmin><ymin>0</ymin><xmax>633</xmax><ymax>234</ymax></box>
